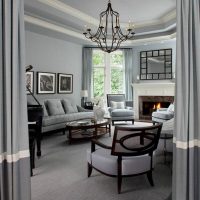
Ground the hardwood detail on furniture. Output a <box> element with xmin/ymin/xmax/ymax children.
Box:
<box><xmin>66</xmin><ymin>118</ymin><xmax>111</xmax><ymax>144</ymax></box>
<box><xmin>87</xmin><ymin>123</ymin><xmax>162</xmax><ymax>194</ymax></box>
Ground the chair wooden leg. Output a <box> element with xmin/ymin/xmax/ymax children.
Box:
<box><xmin>117</xmin><ymin>156</ymin><xmax>122</xmax><ymax>194</ymax></box>
<box><xmin>88</xmin><ymin>163</ymin><xmax>92</xmax><ymax>177</ymax></box>
<box><xmin>112</xmin><ymin>121</ymin><xmax>114</xmax><ymax>126</ymax></box>
<box><xmin>147</xmin><ymin>171</ymin><xmax>154</xmax><ymax>186</ymax></box>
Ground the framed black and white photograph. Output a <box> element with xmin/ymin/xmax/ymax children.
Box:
<box><xmin>57</xmin><ymin>73</ymin><xmax>73</xmax><ymax>93</ymax></box>
<box><xmin>26</xmin><ymin>71</ymin><xmax>34</xmax><ymax>94</ymax></box>
<box><xmin>37</xmin><ymin>72</ymin><xmax>56</xmax><ymax>94</ymax></box>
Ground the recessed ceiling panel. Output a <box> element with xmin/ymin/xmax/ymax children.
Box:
<box><xmin>60</xmin><ymin>0</ymin><xmax>176</xmax><ymax>23</ymax></box>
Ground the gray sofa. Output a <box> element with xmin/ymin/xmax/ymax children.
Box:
<box><xmin>29</xmin><ymin>98</ymin><xmax>94</xmax><ymax>133</ymax></box>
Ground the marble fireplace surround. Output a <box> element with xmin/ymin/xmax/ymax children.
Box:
<box><xmin>132</xmin><ymin>83</ymin><xmax>175</xmax><ymax>119</ymax></box>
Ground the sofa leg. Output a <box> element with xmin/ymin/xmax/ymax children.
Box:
<box><xmin>132</xmin><ymin>120</ymin><xmax>134</xmax><ymax>125</ymax></box>
<box><xmin>62</xmin><ymin>129</ymin><xmax>65</xmax><ymax>135</ymax></box>
<box><xmin>88</xmin><ymin>163</ymin><xmax>92</xmax><ymax>177</ymax></box>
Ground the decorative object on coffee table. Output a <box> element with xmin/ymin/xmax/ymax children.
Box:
<box><xmin>26</xmin><ymin>71</ymin><xmax>34</xmax><ymax>94</ymax></box>
<box><xmin>94</xmin><ymin>106</ymin><xmax>105</xmax><ymax>121</ymax></box>
<box><xmin>57</xmin><ymin>73</ymin><xmax>73</xmax><ymax>93</ymax></box>
<box><xmin>37</xmin><ymin>72</ymin><xmax>56</xmax><ymax>94</ymax></box>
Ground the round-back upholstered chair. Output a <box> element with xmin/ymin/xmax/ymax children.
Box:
<box><xmin>87</xmin><ymin>123</ymin><xmax>163</xmax><ymax>194</ymax></box>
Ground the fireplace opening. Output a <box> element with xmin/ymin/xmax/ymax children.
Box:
<box><xmin>139</xmin><ymin>96</ymin><xmax>174</xmax><ymax>120</ymax></box>
<box><xmin>143</xmin><ymin>102</ymin><xmax>171</xmax><ymax>116</ymax></box>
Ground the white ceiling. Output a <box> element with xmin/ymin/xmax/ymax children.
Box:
<box><xmin>60</xmin><ymin>0</ymin><xmax>175</xmax><ymax>23</ymax></box>
<box><xmin>24</xmin><ymin>0</ymin><xmax>176</xmax><ymax>45</ymax></box>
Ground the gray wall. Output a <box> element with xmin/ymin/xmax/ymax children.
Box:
<box><xmin>25</xmin><ymin>31</ymin><xmax>83</xmax><ymax>105</ymax></box>
<box><xmin>132</xmin><ymin>39</ymin><xmax>176</xmax><ymax>83</ymax></box>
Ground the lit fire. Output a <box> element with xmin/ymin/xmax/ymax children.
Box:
<box><xmin>153</xmin><ymin>103</ymin><xmax>161</xmax><ymax>110</ymax></box>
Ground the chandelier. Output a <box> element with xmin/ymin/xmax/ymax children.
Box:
<box><xmin>83</xmin><ymin>0</ymin><xmax>135</xmax><ymax>53</ymax></box>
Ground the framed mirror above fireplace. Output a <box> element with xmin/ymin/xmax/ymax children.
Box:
<box><xmin>140</xmin><ymin>48</ymin><xmax>172</xmax><ymax>80</ymax></box>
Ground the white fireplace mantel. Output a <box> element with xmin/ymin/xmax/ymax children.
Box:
<box><xmin>132</xmin><ymin>82</ymin><xmax>175</xmax><ymax>119</ymax></box>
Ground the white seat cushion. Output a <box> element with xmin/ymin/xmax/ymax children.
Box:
<box><xmin>87</xmin><ymin>148</ymin><xmax>152</xmax><ymax>176</ymax></box>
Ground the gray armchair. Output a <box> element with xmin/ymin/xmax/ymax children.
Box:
<box><xmin>107</xmin><ymin>94</ymin><xmax>134</xmax><ymax>125</ymax></box>
<box><xmin>152</xmin><ymin>103</ymin><xmax>174</xmax><ymax>123</ymax></box>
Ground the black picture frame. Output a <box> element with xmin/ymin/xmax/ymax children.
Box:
<box><xmin>26</xmin><ymin>71</ymin><xmax>34</xmax><ymax>94</ymax></box>
<box><xmin>57</xmin><ymin>73</ymin><xmax>73</xmax><ymax>94</ymax></box>
<box><xmin>37</xmin><ymin>72</ymin><xmax>56</xmax><ymax>94</ymax></box>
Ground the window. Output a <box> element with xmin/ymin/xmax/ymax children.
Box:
<box><xmin>92</xmin><ymin>50</ymin><xmax>125</xmax><ymax>98</ymax></box>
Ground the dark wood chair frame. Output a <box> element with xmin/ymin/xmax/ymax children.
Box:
<box><xmin>88</xmin><ymin>123</ymin><xmax>162</xmax><ymax>194</ymax></box>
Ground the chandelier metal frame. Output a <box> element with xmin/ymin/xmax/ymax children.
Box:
<box><xmin>83</xmin><ymin>0</ymin><xmax>135</xmax><ymax>53</ymax></box>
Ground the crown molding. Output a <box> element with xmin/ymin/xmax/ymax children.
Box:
<box><xmin>25</xmin><ymin>15</ymin><xmax>88</xmax><ymax>41</ymax></box>
<box><xmin>25</xmin><ymin>15</ymin><xmax>176</xmax><ymax>46</ymax></box>
<box><xmin>37</xmin><ymin>0</ymin><xmax>99</xmax><ymax>26</ymax></box>
<box><xmin>36</xmin><ymin>0</ymin><xmax>176</xmax><ymax>30</ymax></box>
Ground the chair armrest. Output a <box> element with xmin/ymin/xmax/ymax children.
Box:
<box><xmin>157</xmin><ymin>108</ymin><xmax>168</xmax><ymax>112</ymax></box>
<box><xmin>107</xmin><ymin>107</ymin><xmax>114</xmax><ymax>113</ymax></box>
<box><xmin>91</xmin><ymin>139</ymin><xmax>112</xmax><ymax>152</ymax></box>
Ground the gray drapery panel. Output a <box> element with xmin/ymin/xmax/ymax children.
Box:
<box><xmin>124</xmin><ymin>49</ymin><xmax>133</xmax><ymax>100</ymax></box>
<box><xmin>82</xmin><ymin>48</ymin><xmax>93</xmax><ymax>100</ymax></box>
<box><xmin>173</xmin><ymin>0</ymin><xmax>200</xmax><ymax>200</ymax></box>
<box><xmin>0</xmin><ymin>1</ymin><xmax>31</xmax><ymax>200</ymax></box>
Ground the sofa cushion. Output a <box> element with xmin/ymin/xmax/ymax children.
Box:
<box><xmin>110</xmin><ymin>101</ymin><xmax>125</xmax><ymax>109</ymax></box>
<box><xmin>46</xmin><ymin>99</ymin><xmax>65</xmax><ymax>116</ymax></box>
<box><xmin>62</xmin><ymin>99</ymin><xmax>78</xmax><ymax>113</ymax></box>
<box><xmin>111</xmin><ymin>109</ymin><xmax>133</xmax><ymax>117</ymax></box>
<box><xmin>42</xmin><ymin>112</ymin><xmax>94</xmax><ymax>126</ymax></box>
<box><xmin>42</xmin><ymin>103</ymin><xmax>48</xmax><ymax>117</ymax></box>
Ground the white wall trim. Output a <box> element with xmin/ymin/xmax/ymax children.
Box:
<box><xmin>0</xmin><ymin>150</ymin><xmax>30</xmax><ymax>164</ymax></box>
<box><xmin>25</xmin><ymin>15</ymin><xmax>88</xmax><ymax>41</ymax></box>
<box><xmin>132</xmin><ymin>83</ymin><xmax>175</xmax><ymax>119</ymax></box>
<box><xmin>173</xmin><ymin>137</ymin><xmax>200</xmax><ymax>149</ymax></box>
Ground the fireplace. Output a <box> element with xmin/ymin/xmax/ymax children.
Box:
<box><xmin>139</xmin><ymin>96</ymin><xmax>174</xmax><ymax>120</ymax></box>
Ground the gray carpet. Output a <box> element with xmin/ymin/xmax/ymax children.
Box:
<box><xmin>31</xmin><ymin>122</ymin><xmax>172</xmax><ymax>200</ymax></box>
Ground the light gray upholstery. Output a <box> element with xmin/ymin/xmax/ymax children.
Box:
<box><xmin>152</xmin><ymin>104</ymin><xmax>174</xmax><ymax>123</ymax></box>
<box><xmin>46</xmin><ymin>99</ymin><xmax>65</xmax><ymax>116</ymax></box>
<box><xmin>107</xmin><ymin>94</ymin><xmax>134</xmax><ymax>125</ymax></box>
<box><xmin>28</xmin><ymin>98</ymin><xmax>94</xmax><ymax>133</ymax></box>
<box><xmin>62</xmin><ymin>99</ymin><xmax>78</xmax><ymax>113</ymax></box>
<box><xmin>87</xmin><ymin>148</ymin><xmax>152</xmax><ymax>176</ymax></box>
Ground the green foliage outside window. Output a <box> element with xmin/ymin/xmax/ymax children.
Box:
<box><xmin>111</xmin><ymin>68</ymin><xmax>123</xmax><ymax>94</ymax></box>
<box><xmin>92</xmin><ymin>50</ymin><xmax>124</xmax><ymax>98</ymax></box>
<box><xmin>93</xmin><ymin>68</ymin><xmax>104</xmax><ymax>97</ymax></box>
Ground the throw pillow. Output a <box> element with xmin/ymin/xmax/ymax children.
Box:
<box><xmin>110</xmin><ymin>101</ymin><xmax>125</xmax><ymax>109</ymax></box>
<box><xmin>62</xmin><ymin>99</ymin><xmax>78</xmax><ymax>114</ymax></box>
<box><xmin>46</xmin><ymin>99</ymin><xmax>65</xmax><ymax>116</ymax></box>
<box><xmin>167</xmin><ymin>103</ymin><xmax>174</xmax><ymax>113</ymax></box>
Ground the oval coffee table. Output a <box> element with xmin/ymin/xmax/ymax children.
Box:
<box><xmin>65</xmin><ymin>118</ymin><xmax>111</xmax><ymax>144</ymax></box>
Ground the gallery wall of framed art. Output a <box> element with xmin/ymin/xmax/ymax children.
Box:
<box><xmin>26</xmin><ymin>70</ymin><xmax>74</xmax><ymax>95</ymax></box>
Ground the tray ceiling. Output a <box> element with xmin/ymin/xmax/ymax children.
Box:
<box><xmin>24</xmin><ymin>0</ymin><xmax>176</xmax><ymax>45</ymax></box>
